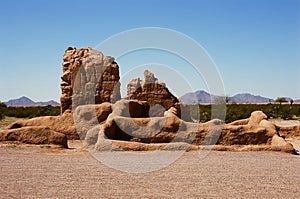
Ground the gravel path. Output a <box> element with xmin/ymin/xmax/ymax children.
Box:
<box><xmin>0</xmin><ymin>147</ymin><xmax>299</xmax><ymax>198</ymax></box>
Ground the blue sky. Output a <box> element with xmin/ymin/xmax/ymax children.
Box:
<box><xmin>0</xmin><ymin>0</ymin><xmax>299</xmax><ymax>102</ymax></box>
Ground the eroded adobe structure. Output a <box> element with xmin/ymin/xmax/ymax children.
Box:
<box><xmin>1</xmin><ymin>47</ymin><xmax>299</xmax><ymax>154</ymax></box>
<box><xmin>60</xmin><ymin>47</ymin><xmax>121</xmax><ymax>114</ymax></box>
<box><xmin>127</xmin><ymin>70</ymin><xmax>179</xmax><ymax>114</ymax></box>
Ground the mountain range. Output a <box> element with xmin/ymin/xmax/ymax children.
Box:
<box><xmin>4</xmin><ymin>96</ymin><xmax>59</xmax><ymax>106</ymax></box>
<box><xmin>2</xmin><ymin>93</ymin><xmax>299</xmax><ymax>106</ymax></box>
<box><xmin>179</xmin><ymin>90</ymin><xmax>299</xmax><ymax>104</ymax></box>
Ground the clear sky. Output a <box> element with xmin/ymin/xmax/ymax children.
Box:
<box><xmin>0</xmin><ymin>0</ymin><xmax>299</xmax><ymax>102</ymax></box>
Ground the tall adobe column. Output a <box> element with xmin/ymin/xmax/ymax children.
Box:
<box><xmin>60</xmin><ymin>47</ymin><xmax>121</xmax><ymax>114</ymax></box>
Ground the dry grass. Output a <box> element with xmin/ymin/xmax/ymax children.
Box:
<box><xmin>0</xmin><ymin>117</ymin><xmax>20</xmax><ymax>130</ymax></box>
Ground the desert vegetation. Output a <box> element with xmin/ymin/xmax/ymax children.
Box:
<box><xmin>0</xmin><ymin>104</ymin><xmax>59</xmax><ymax>119</ymax></box>
<box><xmin>0</xmin><ymin>102</ymin><xmax>6</xmax><ymax>120</ymax></box>
<box><xmin>1</xmin><ymin>102</ymin><xmax>300</xmax><ymax>124</ymax></box>
<box><xmin>190</xmin><ymin>103</ymin><xmax>300</xmax><ymax>123</ymax></box>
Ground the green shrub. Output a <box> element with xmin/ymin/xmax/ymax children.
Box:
<box><xmin>189</xmin><ymin>104</ymin><xmax>300</xmax><ymax>123</ymax></box>
<box><xmin>275</xmin><ymin>97</ymin><xmax>288</xmax><ymax>103</ymax></box>
<box><xmin>0</xmin><ymin>102</ymin><xmax>6</xmax><ymax>120</ymax></box>
<box><xmin>0</xmin><ymin>102</ymin><xmax>7</xmax><ymax>108</ymax></box>
<box><xmin>2</xmin><ymin>106</ymin><xmax>60</xmax><ymax>118</ymax></box>
<box><xmin>0</xmin><ymin>103</ymin><xmax>299</xmax><ymax>123</ymax></box>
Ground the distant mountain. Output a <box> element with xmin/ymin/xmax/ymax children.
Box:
<box><xmin>230</xmin><ymin>93</ymin><xmax>273</xmax><ymax>103</ymax></box>
<box><xmin>179</xmin><ymin>90</ymin><xmax>218</xmax><ymax>104</ymax></box>
<box><xmin>37</xmin><ymin>100</ymin><xmax>60</xmax><ymax>106</ymax></box>
<box><xmin>5</xmin><ymin>96</ymin><xmax>59</xmax><ymax>106</ymax></box>
<box><xmin>179</xmin><ymin>90</ymin><xmax>275</xmax><ymax>104</ymax></box>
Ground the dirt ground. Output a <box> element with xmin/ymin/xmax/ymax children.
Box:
<box><xmin>0</xmin><ymin>143</ymin><xmax>299</xmax><ymax>198</ymax></box>
<box><xmin>1</xmin><ymin>119</ymin><xmax>299</xmax><ymax>198</ymax></box>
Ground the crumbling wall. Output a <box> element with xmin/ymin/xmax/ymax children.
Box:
<box><xmin>127</xmin><ymin>70</ymin><xmax>179</xmax><ymax>116</ymax></box>
<box><xmin>60</xmin><ymin>47</ymin><xmax>121</xmax><ymax>114</ymax></box>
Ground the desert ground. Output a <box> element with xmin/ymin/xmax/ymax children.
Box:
<box><xmin>0</xmin><ymin>140</ymin><xmax>299</xmax><ymax>198</ymax></box>
<box><xmin>1</xmin><ymin>118</ymin><xmax>300</xmax><ymax>198</ymax></box>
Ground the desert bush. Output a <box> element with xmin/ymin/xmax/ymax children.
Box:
<box><xmin>189</xmin><ymin>104</ymin><xmax>300</xmax><ymax>123</ymax></box>
<box><xmin>1</xmin><ymin>103</ymin><xmax>300</xmax><ymax>122</ymax></box>
<box><xmin>0</xmin><ymin>102</ymin><xmax>6</xmax><ymax>120</ymax></box>
<box><xmin>0</xmin><ymin>102</ymin><xmax>7</xmax><ymax>108</ymax></box>
<box><xmin>275</xmin><ymin>97</ymin><xmax>288</xmax><ymax>103</ymax></box>
<box><xmin>2</xmin><ymin>106</ymin><xmax>60</xmax><ymax>118</ymax></box>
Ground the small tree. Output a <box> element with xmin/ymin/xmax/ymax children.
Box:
<box><xmin>275</xmin><ymin>97</ymin><xmax>287</xmax><ymax>104</ymax></box>
<box><xmin>290</xmin><ymin>99</ymin><xmax>294</xmax><ymax>106</ymax></box>
<box><xmin>225</xmin><ymin>96</ymin><xmax>231</xmax><ymax>104</ymax></box>
<box><xmin>0</xmin><ymin>101</ymin><xmax>6</xmax><ymax>120</ymax></box>
<box><xmin>0</xmin><ymin>102</ymin><xmax>7</xmax><ymax>108</ymax></box>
